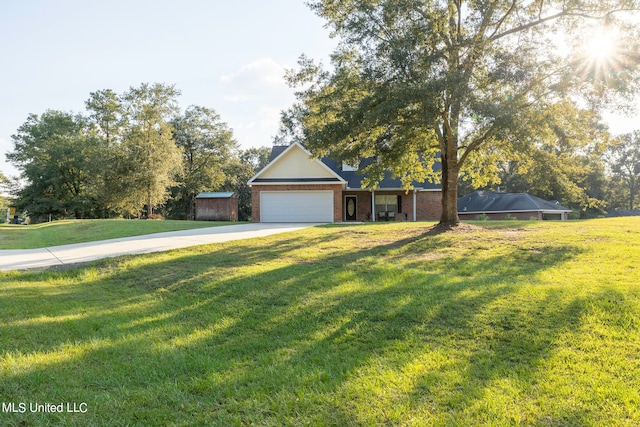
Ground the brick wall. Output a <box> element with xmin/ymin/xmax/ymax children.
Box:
<box><xmin>342</xmin><ymin>190</ymin><xmax>442</xmax><ymax>222</ymax></box>
<box><xmin>416</xmin><ymin>191</ymin><xmax>442</xmax><ymax>221</ymax></box>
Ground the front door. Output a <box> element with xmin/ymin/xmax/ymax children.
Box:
<box><xmin>345</xmin><ymin>196</ymin><xmax>357</xmax><ymax>221</ymax></box>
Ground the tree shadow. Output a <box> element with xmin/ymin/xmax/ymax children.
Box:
<box><xmin>1</xmin><ymin>224</ymin><xmax>629</xmax><ymax>425</ymax></box>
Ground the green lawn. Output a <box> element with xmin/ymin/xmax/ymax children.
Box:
<box><xmin>1</xmin><ymin>218</ymin><xmax>639</xmax><ymax>426</ymax></box>
<box><xmin>0</xmin><ymin>219</ymin><xmax>236</xmax><ymax>249</ymax></box>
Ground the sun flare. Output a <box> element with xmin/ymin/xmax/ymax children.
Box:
<box><xmin>574</xmin><ymin>27</ymin><xmax>626</xmax><ymax>84</ymax></box>
<box><xmin>585</xmin><ymin>30</ymin><xmax>618</xmax><ymax>62</ymax></box>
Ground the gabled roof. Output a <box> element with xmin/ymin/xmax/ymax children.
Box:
<box><xmin>196</xmin><ymin>192</ymin><xmax>235</xmax><ymax>199</ymax></box>
<box><xmin>257</xmin><ymin>143</ymin><xmax>442</xmax><ymax>190</ymax></box>
<box><xmin>321</xmin><ymin>156</ymin><xmax>442</xmax><ymax>190</ymax></box>
<box><xmin>457</xmin><ymin>191</ymin><xmax>572</xmax><ymax>214</ymax></box>
<box><xmin>248</xmin><ymin>142</ymin><xmax>346</xmax><ymax>185</ymax></box>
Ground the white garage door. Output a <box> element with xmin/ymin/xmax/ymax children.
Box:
<box><xmin>261</xmin><ymin>191</ymin><xmax>334</xmax><ymax>223</ymax></box>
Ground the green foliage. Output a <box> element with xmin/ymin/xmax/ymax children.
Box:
<box><xmin>119</xmin><ymin>83</ymin><xmax>183</xmax><ymax>217</ymax></box>
<box><xmin>606</xmin><ymin>130</ymin><xmax>640</xmax><ymax>210</ymax></box>
<box><xmin>285</xmin><ymin>0</ymin><xmax>640</xmax><ymax>225</ymax></box>
<box><xmin>2</xmin><ymin>219</ymin><xmax>640</xmax><ymax>425</ymax></box>
<box><xmin>0</xmin><ymin>172</ymin><xmax>9</xmax><ymax>222</ymax></box>
<box><xmin>168</xmin><ymin>105</ymin><xmax>237</xmax><ymax>220</ymax></box>
<box><xmin>7</xmin><ymin>111</ymin><xmax>103</xmax><ymax>220</ymax></box>
<box><xmin>8</xmin><ymin>84</ymin><xmax>243</xmax><ymax>221</ymax></box>
<box><xmin>221</xmin><ymin>146</ymin><xmax>271</xmax><ymax>221</ymax></box>
<box><xmin>460</xmin><ymin>103</ymin><xmax>610</xmax><ymax>215</ymax></box>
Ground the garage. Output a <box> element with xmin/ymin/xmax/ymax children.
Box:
<box><xmin>260</xmin><ymin>191</ymin><xmax>334</xmax><ymax>223</ymax></box>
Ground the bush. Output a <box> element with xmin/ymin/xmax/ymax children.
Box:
<box><xmin>477</xmin><ymin>213</ymin><xmax>489</xmax><ymax>221</ymax></box>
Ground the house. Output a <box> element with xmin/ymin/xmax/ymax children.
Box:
<box><xmin>195</xmin><ymin>192</ymin><xmax>238</xmax><ymax>221</ymax></box>
<box><xmin>605</xmin><ymin>209</ymin><xmax>640</xmax><ymax>218</ymax></box>
<box><xmin>457</xmin><ymin>191</ymin><xmax>572</xmax><ymax>220</ymax></box>
<box><xmin>247</xmin><ymin>142</ymin><xmax>442</xmax><ymax>223</ymax></box>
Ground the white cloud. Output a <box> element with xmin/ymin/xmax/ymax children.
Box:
<box><xmin>219</xmin><ymin>58</ymin><xmax>288</xmax><ymax>87</ymax></box>
<box><xmin>216</xmin><ymin>58</ymin><xmax>296</xmax><ymax>148</ymax></box>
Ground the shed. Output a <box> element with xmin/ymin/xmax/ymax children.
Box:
<box><xmin>195</xmin><ymin>192</ymin><xmax>238</xmax><ymax>221</ymax></box>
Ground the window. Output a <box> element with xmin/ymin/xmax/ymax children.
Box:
<box><xmin>342</xmin><ymin>161</ymin><xmax>358</xmax><ymax>171</ymax></box>
<box><xmin>375</xmin><ymin>195</ymin><xmax>398</xmax><ymax>213</ymax></box>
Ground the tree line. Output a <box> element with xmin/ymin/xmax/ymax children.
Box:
<box><xmin>4</xmin><ymin>83</ymin><xmax>270</xmax><ymax>222</ymax></box>
<box><xmin>3</xmin><ymin>78</ymin><xmax>640</xmax><ymax>223</ymax></box>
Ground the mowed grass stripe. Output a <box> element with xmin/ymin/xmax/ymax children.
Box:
<box><xmin>1</xmin><ymin>218</ymin><xmax>639</xmax><ymax>426</ymax></box>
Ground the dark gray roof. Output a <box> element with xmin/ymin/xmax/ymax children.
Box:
<box><xmin>605</xmin><ymin>209</ymin><xmax>640</xmax><ymax>217</ymax></box>
<box><xmin>268</xmin><ymin>145</ymin><xmax>442</xmax><ymax>190</ymax></box>
<box><xmin>457</xmin><ymin>191</ymin><xmax>571</xmax><ymax>213</ymax></box>
<box><xmin>268</xmin><ymin>145</ymin><xmax>288</xmax><ymax>162</ymax></box>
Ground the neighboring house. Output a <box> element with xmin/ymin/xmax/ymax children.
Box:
<box><xmin>247</xmin><ymin>142</ymin><xmax>442</xmax><ymax>223</ymax></box>
<box><xmin>605</xmin><ymin>209</ymin><xmax>640</xmax><ymax>218</ymax></box>
<box><xmin>457</xmin><ymin>191</ymin><xmax>572</xmax><ymax>220</ymax></box>
<box><xmin>195</xmin><ymin>192</ymin><xmax>238</xmax><ymax>221</ymax></box>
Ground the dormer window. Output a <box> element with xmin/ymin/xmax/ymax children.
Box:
<box><xmin>342</xmin><ymin>161</ymin><xmax>358</xmax><ymax>171</ymax></box>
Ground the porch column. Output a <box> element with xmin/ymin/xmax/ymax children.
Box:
<box><xmin>413</xmin><ymin>189</ymin><xmax>417</xmax><ymax>222</ymax></box>
<box><xmin>371</xmin><ymin>190</ymin><xmax>375</xmax><ymax>222</ymax></box>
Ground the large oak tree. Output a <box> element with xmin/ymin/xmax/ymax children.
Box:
<box><xmin>171</xmin><ymin>105</ymin><xmax>237</xmax><ymax>220</ymax></box>
<box><xmin>120</xmin><ymin>83</ymin><xmax>183</xmax><ymax>217</ymax></box>
<box><xmin>7</xmin><ymin>111</ymin><xmax>101</xmax><ymax>219</ymax></box>
<box><xmin>285</xmin><ymin>0</ymin><xmax>640</xmax><ymax>225</ymax></box>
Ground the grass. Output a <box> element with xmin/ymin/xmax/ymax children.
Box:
<box><xmin>0</xmin><ymin>219</ymin><xmax>237</xmax><ymax>249</ymax></box>
<box><xmin>1</xmin><ymin>218</ymin><xmax>640</xmax><ymax>426</ymax></box>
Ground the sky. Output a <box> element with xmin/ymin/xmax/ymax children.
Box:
<box><xmin>1</xmin><ymin>1</ymin><xmax>639</xmax><ymax>180</ymax></box>
<box><xmin>0</xmin><ymin>0</ymin><xmax>337</xmax><ymax>177</ymax></box>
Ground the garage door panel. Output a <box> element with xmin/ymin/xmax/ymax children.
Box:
<box><xmin>261</xmin><ymin>191</ymin><xmax>333</xmax><ymax>223</ymax></box>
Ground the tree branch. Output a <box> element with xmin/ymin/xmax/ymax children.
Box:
<box><xmin>489</xmin><ymin>7</ymin><xmax>640</xmax><ymax>43</ymax></box>
<box><xmin>488</xmin><ymin>0</ymin><xmax>517</xmax><ymax>40</ymax></box>
<box><xmin>457</xmin><ymin>124</ymin><xmax>497</xmax><ymax>168</ymax></box>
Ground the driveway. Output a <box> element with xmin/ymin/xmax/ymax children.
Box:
<box><xmin>0</xmin><ymin>223</ymin><xmax>317</xmax><ymax>272</ymax></box>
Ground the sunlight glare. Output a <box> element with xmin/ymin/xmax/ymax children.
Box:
<box><xmin>585</xmin><ymin>30</ymin><xmax>618</xmax><ymax>62</ymax></box>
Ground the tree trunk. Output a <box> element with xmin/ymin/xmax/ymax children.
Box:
<box><xmin>189</xmin><ymin>193</ymin><xmax>195</xmax><ymax>221</ymax></box>
<box><xmin>439</xmin><ymin>151</ymin><xmax>460</xmax><ymax>226</ymax></box>
<box><xmin>630</xmin><ymin>176</ymin><xmax>636</xmax><ymax>210</ymax></box>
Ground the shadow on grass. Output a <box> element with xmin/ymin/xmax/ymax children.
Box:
<box><xmin>0</xmin><ymin>224</ymin><xmax>625</xmax><ymax>425</ymax></box>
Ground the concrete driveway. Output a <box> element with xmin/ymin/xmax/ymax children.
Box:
<box><xmin>0</xmin><ymin>223</ymin><xmax>317</xmax><ymax>272</ymax></box>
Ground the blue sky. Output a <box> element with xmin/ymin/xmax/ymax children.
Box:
<box><xmin>0</xmin><ymin>0</ymin><xmax>336</xmax><ymax>177</ymax></box>
<box><xmin>1</xmin><ymin>1</ymin><xmax>638</xmax><ymax>179</ymax></box>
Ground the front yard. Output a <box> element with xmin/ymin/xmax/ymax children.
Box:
<box><xmin>1</xmin><ymin>218</ymin><xmax>639</xmax><ymax>425</ymax></box>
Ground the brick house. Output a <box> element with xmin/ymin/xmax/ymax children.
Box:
<box><xmin>457</xmin><ymin>191</ymin><xmax>572</xmax><ymax>220</ymax></box>
<box><xmin>248</xmin><ymin>142</ymin><xmax>442</xmax><ymax>223</ymax></box>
